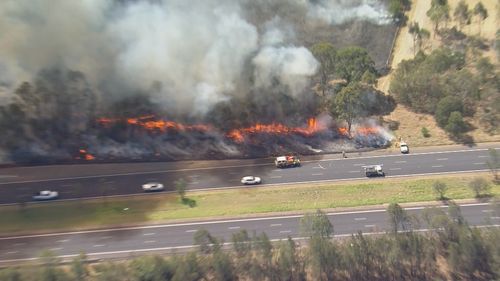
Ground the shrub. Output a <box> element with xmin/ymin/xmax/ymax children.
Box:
<box><xmin>433</xmin><ymin>181</ymin><xmax>448</xmax><ymax>200</ymax></box>
<box><xmin>421</xmin><ymin>127</ymin><xmax>431</xmax><ymax>137</ymax></box>
<box><xmin>435</xmin><ymin>96</ymin><xmax>464</xmax><ymax>127</ymax></box>
<box><xmin>468</xmin><ymin>177</ymin><xmax>491</xmax><ymax>198</ymax></box>
<box><xmin>445</xmin><ymin>111</ymin><xmax>467</xmax><ymax>136</ymax></box>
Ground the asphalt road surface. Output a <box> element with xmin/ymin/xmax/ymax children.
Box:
<box><xmin>0</xmin><ymin>144</ymin><xmax>498</xmax><ymax>205</ymax></box>
<box><xmin>0</xmin><ymin>202</ymin><xmax>498</xmax><ymax>263</ymax></box>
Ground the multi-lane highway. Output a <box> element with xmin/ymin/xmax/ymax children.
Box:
<box><xmin>0</xmin><ymin>202</ymin><xmax>498</xmax><ymax>263</ymax></box>
<box><xmin>0</xmin><ymin>143</ymin><xmax>498</xmax><ymax>204</ymax></box>
<box><xmin>0</xmin><ymin>143</ymin><xmax>499</xmax><ymax>263</ymax></box>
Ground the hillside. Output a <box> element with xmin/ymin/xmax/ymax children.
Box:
<box><xmin>380</xmin><ymin>0</ymin><xmax>499</xmax><ymax>147</ymax></box>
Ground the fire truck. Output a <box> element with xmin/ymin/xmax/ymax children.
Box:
<box><xmin>275</xmin><ymin>155</ymin><xmax>301</xmax><ymax>168</ymax></box>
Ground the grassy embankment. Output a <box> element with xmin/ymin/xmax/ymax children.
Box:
<box><xmin>1</xmin><ymin>173</ymin><xmax>498</xmax><ymax>235</ymax></box>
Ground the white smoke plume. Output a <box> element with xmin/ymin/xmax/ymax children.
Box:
<box><xmin>0</xmin><ymin>0</ymin><xmax>390</xmax><ymax>116</ymax></box>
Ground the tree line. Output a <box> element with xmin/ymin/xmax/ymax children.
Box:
<box><xmin>2</xmin><ymin>203</ymin><xmax>499</xmax><ymax>281</ymax></box>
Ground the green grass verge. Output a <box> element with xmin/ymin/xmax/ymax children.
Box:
<box><xmin>1</xmin><ymin>174</ymin><xmax>498</xmax><ymax>235</ymax></box>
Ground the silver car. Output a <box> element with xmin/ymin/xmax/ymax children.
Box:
<box><xmin>33</xmin><ymin>190</ymin><xmax>59</xmax><ymax>201</ymax></box>
<box><xmin>241</xmin><ymin>176</ymin><xmax>262</xmax><ymax>185</ymax></box>
<box><xmin>142</xmin><ymin>182</ymin><xmax>164</xmax><ymax>192</ymax></box>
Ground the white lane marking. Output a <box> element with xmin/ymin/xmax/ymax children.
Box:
<box><xmin>270</xmin><ymin>224</ymin><xmax>282</xmax><ymax>227</ymax></box>
<box><xmin>143</xmin><ymin>233</ymin><xmax>155</xmax><ymax>236</ymax></box>
<box><xmin>0</xmin><ymin>175</ymin><xmax>18</xmax><ymax>179</ymax></box>
<box><xmin>50</xmin><ymin>248</ymin><xmax>63</xmax><ymax>251</ymax></box>
<box><xmin>349</xmin><ymin>170</ymin><xmax>359</xmax><ymax>173</ymax></box>
<box><xmin>93</xmin><ymin>244</ymin><xmax>105</xmax><ymax>247</ymax></box>
<box><xmin>56</xmin><ymin>239</ymin><xmax>69</xmax><ymax>243</ymax></box>
<box><xmin>431</xmin><ymin>165</ymin><xmax>443</xmax><ymax>168</ymax></box>
<box><xmin>100</xmin><ymin>236</ymin><xmax>113</xmax><ymax>240</ymax></box>
<box><xmin>269</xmin><ymin>176</ymin><xmax>282</xmax><ymax>179</ymax></box>
<box><xmin>229</xmin><ymin>172</ymin><xmax>238</xmax><ymax>175</ymax></box>
<box><xmin>185</xmin><ymin>230</ymin><xmax>197</xmax><ymax>233</ymax></box>
<box><xmin>312</xmin><ymin>173</ymin><xmax>323</xmax><ymax>176</ymax></box>
<box><xmin>312</xmin><ymin>166</ymin><xmax>322</xmax><ymax>169</ymax></box>
<box><xmin>353</xmin><ymin>163</ymin><xmax>366</xmax><ymax>166</ymax></box>
<box><xmin>389</xmin><ymin>168</ymin><xmax>402</xmax><ymax>171</ymax></box>
<box><xmin>5</xmin><ymin>251</ymin><xmax>18</xmax><ymax>254</ymax></box>
<box><xmin>144</xmin><ymin>240</ymin><xmax>156</xmax><ymax>244</ymax></box>
<box><xmin>473</xmin><ymin>162</ymin><xmax>485</xmax><ymax>165</ymax></box>
<box><xmin>491</xmin><ymin>217</ymin><xmax>500</xmax><ymax>220</ymax></box>
<box><xmin>191</xmin><ymin>181</ymin><xmax>200</xmax><ymax>185</ymax></box>
<box><xmin>280</xmin><ymin>230</ymin><xmax>292</xmax><ymax>234</ymax></box>
<box><xmin>318</xmin><ymin>164</ymin><xmax>325</xmax><ymax>169</ymax></box>
<box><xmin>13</xmin><ymin>243</ymin><xmax>25</xmax><ymax>246</ymax></box>
<box><xmin>0</xmin><ymin>202</ymin><xmax>492</xmax><ymax>241</ymax></box>
<box><xmin>436</xmin><ymin>158</ymin><xmax>448</xmax><ymax>161</ymax></box>
<box><xmin>354</xmin><ymin>217</ymin><xmax>367</xmax><ymax>221</ymax></box>
<box><xmin>228</xmin><ymin>226</ymin><xmax>240</xmax><ymax>230</ymax></box>
<box><xmin>394</xmin><ymin>161</ymin><xmax>406</xmax><ymax>163</ymax></box>
<box><xmin>478</xmin><ymin>155</ymin><xmax>489</xmax><ymax>158</ymax></box>
<box><xmin>104</xmin><ymin>181</ymin><xmax>115</xmax><ymax>184</ymax></box>
<box><xmin>364</xmin><ymin>224</ymin><xmax>375</xmax><ymax>228</ymax></box>
<box><xmin>482</xmin><ymin>210</ymin><xmax>493</xmax><ymax>213</ymax></box>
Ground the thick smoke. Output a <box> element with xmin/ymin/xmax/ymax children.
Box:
<box><xmin>0</xmin><ymin>0</ymin><xmax>390</xmax><ymax>115</ymax></box>
<box><xmin>0</xmin><ymin>0</ymin><xmax>394</xmax><ymax>163</ymax></box>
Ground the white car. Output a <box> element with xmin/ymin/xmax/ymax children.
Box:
<box><xmin>142</xmin><ymin>182</ymin><xmax>164</xmax><ymax>192</ymax></box>
<box><xmin>33</xmin><ymin>190</ymin><xmax>59</xmax><ymax>201</ymax></box>
<box><xmin>241</xmin><ymin>176</ymin><xmax>262</xmax><ymax>185</ymax></box>
<box><xmin>400</xmin><ymin>142</ymin><xmax>409</xmax><ymax>154</ymax></box>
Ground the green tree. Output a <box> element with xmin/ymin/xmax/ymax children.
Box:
<box><xmin>172</xmin><ymin>253</ymin><xmax>203</xmax><ymax>281</ymax></box>
<box><xmin>300</xmin><ymin>209</ymin><xmax>333</xmax><ymax>239</ymax></box>
<box><xmin>453</xmin><ymin>0</ymin><xmax>470</xmax><ymax>30</ymax></box>
<box><xmin>93</xmin><ymin>262</ymin><xmax>132</xmax><ymax>281</ymax></box>
<box><xmin>275</xmin><ymin>237</ymin><xmax>306</xmax><ymax>281</ymax></box>
<box><xmin>473</xmin><ymin>2</ymin><xmax>488</xmax><ymax>35</ymax></box>
<box><xmin>331</xmin><ymin>82</ymin><xmax>396</xmax><ymax>134</ymax></box>
<box><xmin>409</xmin><ymin>22</ymin><xmax>431</xmax><ymax>55</ymax></box>
<box><xmin>388</xmin><ymin>0</ymin><xmax>411</xmax><ymax>22</ymax></box>
<box><xmin>211</xmin><ymin>251</ymin><xmax>236</xmax><ymax>281</ymax></box>
<box><xmin>70</xmin><ymin>253</ymin><xmax>88</xmax><ymax>281</ymax></box>
<box><xmin>433</xmin><ymin>181</ymin><xmax>448</xmax><ymax>200</ymax></box>
<box><xmin>445</xmin><ymin>111</ymin><xmax>467</xmax><ymax>136</ymax></box>
<box><xmin>435</xmin><ymin>96</ymin><xmax>464</xmax><ymax>127</ymax></box>
<box><xmin>193</xmin><ymin>229</ymin><xmax>221</xmax><ymax>254</ymax></box>
<box><xmin>0</xmin><ymin>268</ymin><xmax>21</xmax><ymax>281</ymax></box>
<box><xmin>476</xmin><ymin>57</ymin><xmax>495</xmax><ymax>84</ymax></box>
<box><xmin>427</xmin><ymin>0</ymin><xmax>450</xmax><ymax>33</ymax></box>
<box><xmin>335</xmin><ymin>46</ymin><xmax>377</xmax><ymax>83</ymax></box>
<box><xmin>38</xmin><ymin>250</ymin><xmax>71</xmax><ymax>281</ymax></box>
<box><xmin>311</xmin><ymin>42</ymin><xmax>337</xmax><ymax>96</ymax></box>
<box><xmin>387</xmin><ymin>203</ymin><xmax>411</xmax><ymax>234</ymax></box>
<box><xmin>231</xmin><ymin>229</ymin><xmax>252</xmax><ymax>258</ymax></box>
<box><xmin>468</xmin><ymin>177</ymin><xmax>491</xmax><ymax>198</ymax></box>
<box><xmin>130</xmin><ymin>255</ymin><xmax>174</xmax><ymax>281</ymax></box>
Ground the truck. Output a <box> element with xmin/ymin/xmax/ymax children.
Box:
<box><xmin>275</xmin><ymin>155</ymin><xmax>301</xmax><ymax>168</ymax></box>
<box><xmin>363</xmin><ymin>165</ymin><xmax>385</xmax><ymax>177</ymax></box>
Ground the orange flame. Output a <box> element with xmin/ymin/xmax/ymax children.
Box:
<box><xmin>98</xmin><ymin>116</ymin><xmax>211</xmax><ymax>133</ymax></box>
<box><xmin>78</xmin><ymin>149</ymin><xmax>95</xmax><ymax>161</ymax></box>
<box><xmin>226</xmin><ymin>118</ymin><xmax>327</xmax><ymax>143</ymax></box>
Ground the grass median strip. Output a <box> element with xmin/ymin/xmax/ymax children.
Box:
<box><xmin>1</xmin><ymin>174</ymin><xmax>498</xmax><ymax>235</ymax></box>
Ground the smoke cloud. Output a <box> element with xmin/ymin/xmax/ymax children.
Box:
<box><xmin>0</xmin><ymin>0</ymin><xmax>390</xmax><ymax>115</ymax></box>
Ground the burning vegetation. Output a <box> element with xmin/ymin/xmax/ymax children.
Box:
<box><xmin>0</xmin><ymin>0</ymin><xmax>397</xmax><ymax>164</ymax></box>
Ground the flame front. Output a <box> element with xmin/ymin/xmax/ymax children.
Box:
<box><xmin>225</xmin><ymin>118</ymin><xmax>328</xmax><ymax>143</ymax></box>
<box><xmin>96</xmin><ymin>116</ymin><xmax>379</xmax><ymax>144</ymax></box>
